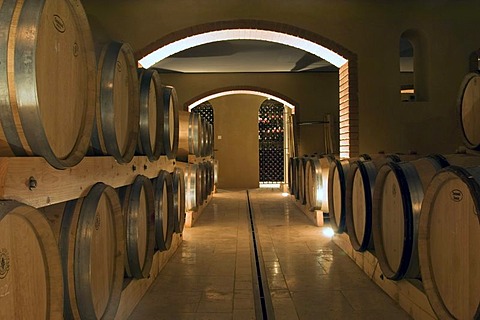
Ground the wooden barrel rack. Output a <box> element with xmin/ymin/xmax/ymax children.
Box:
<box><xmin>176</xmin><ymin>156</ymin><xmax>216</xmax><ymax>229</ymax></box>
<box><xmin>0</xmin><ymin>0</ymin><xmax>209</xmax><ymax>318</ymax></box>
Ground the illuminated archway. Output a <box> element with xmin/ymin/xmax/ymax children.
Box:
<box><xmin>186</xmin><ymin>88</ymin><xmax>295</xmax><ymax>186</ymax></box>
<box><xmin>139</xmin><ymin>29</ymin><xmax>347</xmax><ymax>69</ymax></box>
<box><xmin>184</xmin><ymin>86</ymin><xmax>298</xmax><ymax>113</ymax></box>
<box><xmin>137</xmin><ymin>20</ymin><xmax>358</xmax><ymax>158</ymax></box>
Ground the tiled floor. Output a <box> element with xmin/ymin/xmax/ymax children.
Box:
<box><xmin>129</xmin><ymin>189</ymin><xmax>410</xmax><ymax>320</ymax></box>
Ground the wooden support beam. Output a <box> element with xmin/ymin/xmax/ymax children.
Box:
<box><xmin>0</xmin><ymin>156</ymin><xmax>176</xmax><ymax>208</ymax></box>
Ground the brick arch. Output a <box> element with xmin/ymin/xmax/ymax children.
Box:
<box><xmin>183</xmin><ymin>86</ymin><xmax>299</xmax><ymax>111</ymax></box>
<box><xmin>137</xmin><ymin>19</ymin><xmax>358</xmax><ymax>157</ymax></box>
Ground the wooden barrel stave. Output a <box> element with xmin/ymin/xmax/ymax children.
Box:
<box><xmin>305</xmin><ymin>158</ymin><xmax>323</xmax><ymax>211</ymax></box>
<box><xmin>162</xmin><ymin>86</ymin><xmax>179</xmax><ymax>160</ymax></box>
<box><xmin>206</xmin><ymin>161</ymin><xmax>214</xmax><ymax>195</ymax></box>
<box><xmin>293</xmin><ymin>158</ymin><xmax>300</xmax><ymax>199</ymax></box>
<box><xmin>177</xmin><ymin>110</ymin><xmax>191</xmax><ymax>161</ymax></box>
<box><xmin>346</xmin><ymin>160</ymin><xmax>376</xmax><ymax>251</ymax></box>
<box><xmin>200</xmin><ymin>162</ymin><xmax>208</xmax><ymax>202</ymax></box>
<box><xmin>188</xmin><ymin>164</ymin><xmax>199</xmax><ymax>211</ymax></box>
<box><xmin>152</xmin><ymin>170</ymin><xmax>175</xmax><ymax>251</ymax></box>
<box><xmin>184</xmin><ymin>164</ymin><xmax>197</xmax><ymax>211</ymax></box>
<box><xmin>172</xmin><ymin>168</ymin><xmax>186</xmax><ymax>234</ymax></box>
<box><xmin>195</xmin><ymin>163</ymin><xmax>203</xmax><ymax>207</ymax></box>
<box><xmin>319</xmin><ymin>155</ymin><xmax>335</xmax><ymax>213</ymax></box>
<box><xmin>328</xmin><ymin>158</ymin><xmax>351</xmax><ymax>233</ymax></box>
<box><xmin>205</xmin><ymin>122</ymin><xmax>213</xmax><ymax>157</ymax></box>
<box><xmin>118</xmin><ymin>175</ymin><xmax>155</xmax><ymax>279</ymax></box>
<box><xmin>297</xmin><ymin>157</ymin><xmax>308</xmax><ymax>204</ymax></box>
<box><xmin>137</xmin><ymin>69</ymin><xmax>163</xmax><ymax>161</ymax></box>
<box><xmin>288</xmin><ymin>157</ymin><xmax>295</xmax><ymax>195</ymax></box>
<box><xmin>213</xmin><ymin>159</ymin><xmax>219</xmax><ymax>190</ymax></box>
<box><xmin>189</xmin><ymin>113</ymin><xmax>202</xmax><ymax>157</ymax></box>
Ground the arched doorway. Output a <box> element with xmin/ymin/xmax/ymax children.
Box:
<box><xmin>185</xmin><ymin>89</ymin><xmax>296</xmax><ymax>189</ymax></box>
<box><xmin>136</xmin><ymin>20</ymin><xmax>358</xmax><ymax>158</ymax></box>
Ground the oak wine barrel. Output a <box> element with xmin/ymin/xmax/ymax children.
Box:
<box><xmin>0</xmin><ymin>201</ymin><xmax>63</xmax><ymax>319</ymax></box>
<box><xmin>198</xmin><ymin>116</ymin><xmax>208</xmax><ymax>157</ymax></box>
<box><xmin>372</xmin><ymin>156</ymin><xmax>447</xmax><ymax>280</ymax></box>
<box><xmin>204</xmin><ymin>122</ymin><xmax>214</xmax><ymax>157</ymax></box>
<box><xmin>327</xmin><ymin>155</ymin><xmax>371</xmax><ymax>233</ymax></box>
<box><xmin>177</xmin><ymin>111</ymin><xmax>204</xmax><ymax>161</ymax></box>
<box><xmin>200</xmin><ymin>162</ymin><xmax>208</xmax><ymax>202</ymax></box>
<box><xmin>288</xmin><ymin>157</ymin><xmax>295</xmax><ymax>195</ymax></box>
<box><xmin>184</xmin><ymin>164</ymin><xmax>198</xmax><ymax>211</ymax></box>
<box><xmin>137</xmin><ymin>68</ymin><xmax>163</xmax><ymax>161</ymax></box>
<box><xmin>305</xmin><ymin>155</ymin><xmax>335</xmax><ymax>212</ymax></box>
<box><xmin>297</xmin><ymin>157</ymin><xmax>308</xmax><ymax>204</ymax></box>
<box><xmin>172</xmin><ymin>168</ymin><xmax>186</xmax><ymax>234</ymax></box>
<box><xmin>213</xmin><ymin>159</ymin><xmax>219</xmax><ymax>191</ymax></box>
<box><xmin>161</xmin><ymin>86</ymin><xmax>179</xmax><ymax>159</ymax></box>
<box><xmin>60</xmin><ymin>183</ymin><xmax>124</xmax><ymax>320</ymax></box>
<box><xmin>293</xmin><ymin>157</ymin><xmax>301</xmax><ymax>199</ymax></box>
<box><xmin>0</xmin><ymin>0</ymin><xmax>96</xmax><ymax>169</ymax></box>
<box><xmin>152</xmin><ymin>170</ymin><xmax>175</xmax><ymax>251</ymax></box>
<box><xmin>418</xmin><ymin>166</ymin><xmax>480</xmax><ymax>320</ymax></box>
<box><xmin>195</xmin><ymin>163</ymin><xmax>203</xmax><ymax>207</ymax></box>
<box><xmin>177</xmin><ymin>111</ymin><xmax>191</xmax><ymax>161</ymax></box>
<box><xmin>458</xmin><ymin>72</ymin><xmax>480</xmax><ymax>149</ymax></box>
<box><xmin>118</xmin><ymin>175</ymin><xmax>155</xmax><ymax>279</ymax></box>
<box><xmin>305</xmin><ymin>158</ymin><xmax>322</xmax><ymax>211</ymax></box>
<box><xmin>91</xmin><ymin>41</ymin><xmax>140</xmax><ymax>163</ymax></box>
<box><xmin>345</xmin><ymin>154</ymin><xmax>417</xmax><ymax>252</ymax></box>
<box><xmin>372</xmin><ymin>153</ymin><xmax>480</xmax><ymax>280</ymax></box>
<box><xmin>191</xmin><ymin>113</ymin><xmax>203</xmax><ymax>157</ymax></box>
<box><xmin>205</xmin><ymin>161</ymin><xmax>214</xmax><ymax>195</ymax></box>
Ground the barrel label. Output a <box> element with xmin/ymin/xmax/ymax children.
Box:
<box><xmin>95</xmin><ymin>214</ymin><xmax>101</xmax><ymax>230</ymax></box>
<box><xmin>53</xmin><ymin>15</ymin><xmax>66</xmax><ymax>33</ymax></box>
<box><xmin>451</xmin><ymin>189</ymin><xmax>463</xmax><ymax>202</ymax></box>
<box><xmin>0</xmin><ymin>249</ymin><xmax>10</xmax><ymax>279</ymax></box>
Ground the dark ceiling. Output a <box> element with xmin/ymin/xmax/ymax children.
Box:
<box><xmin>152</xmin><ymin>40</ymin><xmax>338</xmax><ymax>73</ymax></box>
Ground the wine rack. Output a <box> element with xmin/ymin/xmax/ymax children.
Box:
<box><xmin>192</xmin><ymin>101</ymin><xmax>214</xmax><ymax>125</ymax></box>
<box><xmin>259</xmin><ymin>100</ymin><xmax>284</xmax><ymax>183</ymax></box>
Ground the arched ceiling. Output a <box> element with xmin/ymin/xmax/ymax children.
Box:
<box><xmin>152</xmin><ymin>40</ymin><xmax>337</xmax><ymax>73</ymax></box>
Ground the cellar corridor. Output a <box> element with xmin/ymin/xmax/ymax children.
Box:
<box><xmin>129</xmin><ymin>189</ymin><xmax>410</xmax><ymax>320</ymax></box>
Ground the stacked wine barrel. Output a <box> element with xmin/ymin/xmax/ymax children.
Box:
<box><xmin>176</xmin><ymin>108</ymin><xmax>216</xmax><ymax>213</ymax></box>
<box><xmin>0</xmin><ymin>0</ymin><xmax>190</xmax><ymax>318</ymax></box>
<box><xmin>183</xmin><ymin>161</ymin><xmax>216</xmax><ymax>212</ymax></box>
<box><xmin>290</xmin><ymin>145</ymin><xmax>480</xmax><ymax>319</ymax></box>
<box><xmin>289</xmin><ymin>154</ymin><xmax>335</xmax><ymax>214</ymax></box>
<box><xmin>317</xmin><ymin>71</ymin><xmax>480</xmax><ymax>320</ymax></box>
<box><xmin>177</xmin><ymin>111</ymin><xmax>214</xmax><ymax>161</ymax></box>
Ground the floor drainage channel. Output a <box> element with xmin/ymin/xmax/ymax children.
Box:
<box><xmin>246</xmin><ymin>190</ymin><xmax>275</xmax><ymax>320</ymax></box>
